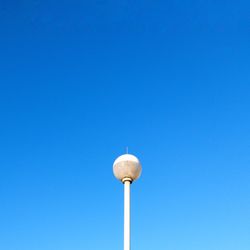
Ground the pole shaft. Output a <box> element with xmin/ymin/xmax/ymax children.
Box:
<box><xmin>124</xmin><ymin>180</ymin><xmax>131</xmax><ymax>250</ymax></box>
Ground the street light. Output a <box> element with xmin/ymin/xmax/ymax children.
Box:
<box><xmin>113</xmin><ymin>154</ymin><xmax>142</xmax><ymax>250</ymax></box>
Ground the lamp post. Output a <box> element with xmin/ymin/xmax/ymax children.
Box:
<box><xmin>113</xmin><ymin>154</ymin><xmax>142</xmax><ymax>250</ymax></box>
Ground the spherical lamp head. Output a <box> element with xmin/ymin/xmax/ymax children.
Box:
<box><xmin>113</xmin><ymin>154</ymin><xmax>142</xmax><ymax>183</ymax></box>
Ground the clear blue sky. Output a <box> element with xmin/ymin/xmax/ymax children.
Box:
<box><xmin>0</xmin><ymin>1</ymin><xmax>250</xmax><ymax>250</ymax></box>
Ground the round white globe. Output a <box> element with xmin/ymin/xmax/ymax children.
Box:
<box><xmin>113</xmin><ymin>154</ymin><xmax>142</xmax><ymax>183</ymax></box>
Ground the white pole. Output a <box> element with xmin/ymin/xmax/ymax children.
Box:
<box><xmin>124</xmin><ymin>180</ymin><xmax>131</xmax><ymax>250</ymax></box>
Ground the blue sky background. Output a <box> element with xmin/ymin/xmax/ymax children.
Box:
<box><xmin>0</xmin><ymin>1</ymin><xmax>250</xmax><ymax>250</ymax></box>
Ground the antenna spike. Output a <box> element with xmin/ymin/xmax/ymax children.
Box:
<box><xmin>126</xmin><ymin>146</ymin><xmax>129</xmax><ymax>154</ymax></box>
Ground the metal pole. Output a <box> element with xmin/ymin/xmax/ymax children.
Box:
<box><xmin>124</xmin><ymin>180</ymin><xmax>131</xmax><ymax>250</ymax></box>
